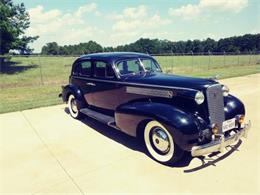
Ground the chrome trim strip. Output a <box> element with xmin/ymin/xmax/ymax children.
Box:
<box><xmin>72</xmin><ymin>75</ymin><xmax>198</xmax><ymax>92</ymax></box>
<box><xmin>191</xmin><ymin>120</ymin><xmax>251</xmax><ymax>157</ymax></box>
<box><xmin>126</xmin><ymin>86</ymin><xmax>173</xmax><ymax>98</ymax></box>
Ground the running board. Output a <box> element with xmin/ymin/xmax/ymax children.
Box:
<box><xmin>80</xmin><ymin>108</ymin><xmax>119</xmax><ymax>130</ymax></box>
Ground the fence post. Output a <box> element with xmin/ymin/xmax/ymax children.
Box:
<box><xmin>237</xmin><ymin>51</ymin><xmax>240</xmax><ymax>66</ymax></box>
<box><xmin>249</xmin><ymin>51</ymin><xmax>252</xmax><ymax>65</ymax></box>
<box><xmin>0</xmin><ymin>55</ymin><xmax>3</xmax><ymax>74</ymax></box>
<box><xmin>223</xmin><ymin>51</ymin><xmax>226</xmax><ymax>67</ymax></box>
<box><xmin>191</xmin><ymin>51</ymin><xmax>194</xmax><ymax>72</ymax></box>
<box><xmin>171</xmin><ymin>50</ymin><xmax>174</xmax><ymax>74</ymax></box>
<box><xmin>256</xmin><ymin>51</ymin><xmax>258</xmax><ymax>65</ymax></box>
<box><xmin>255</xmin><ymin>51</ymin><xmax>258</xmax><ymax>65</ymax></box>
<box><xmin>38</xmin><ymin>55</ymin><xmax>44</xmax><ymax>85</ymax></box>
<box><xmin>208</xmin><ymin>50</ymin><xmax>211</xmax><ymax>70</ymax></box>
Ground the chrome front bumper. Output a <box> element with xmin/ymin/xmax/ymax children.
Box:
<box><xmin>191</xmin><ymin>121</ymin><xmax>251</xmax><ymax>157</ymax></box>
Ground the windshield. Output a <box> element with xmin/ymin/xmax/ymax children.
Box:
<box><xmin>116</xmin><ymin>58</ymin><xmax>161</xmax><ymax>76</ymax></box>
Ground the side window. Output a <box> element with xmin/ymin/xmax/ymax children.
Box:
<box><xmin>94</xmin><ymin>61</ymin><xmax>114</xmax><ymax>78</ymax></box>
<box><xmin>94</xmin><ymin>61</ymin><xmax>106</xmax><ymax>77</ymax></box>
<box><xmin>128</xmin><ymin>60</ymin><xmax>140</xmax><ymax>72</ymax></box>
<box><xmin>72</xmin><ymin>62</ymin><xmax>79</xmax><ymax>76</ymax></box>
<box><xmin>141</xmin><ymin>59</ymin><xmax>157</xmax><ymax>71</ymax></box>
<box><xmin>106</xmin><ymin>65</ymin><xmax>115</xmax><ymax>78</ymax></box>
<box><xmin>117</xmin><ymin>59</ymin><xmax>141</xmax><ymax>75</ymax></box>
<box><xmin>79</xmin><ymin>61</ymin><xmax>92</xmax><ymax>76</ymax></box>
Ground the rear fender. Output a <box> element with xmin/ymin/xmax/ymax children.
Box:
<box><xmin>61</xmin><ymin>84</ymin><xmax>87</xmax><ymax>107</ymax></box>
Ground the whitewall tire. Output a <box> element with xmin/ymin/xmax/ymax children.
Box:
<box><xmin>68</xmin><ymin>94</ymin><xmax>82</xmax><ymax>119</ymax></box>
<box><xmin>144</xmin><ymin>120</ymin><xmax>183</xmax><ymax>165</ymax></box>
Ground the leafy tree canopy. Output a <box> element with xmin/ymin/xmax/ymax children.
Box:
<box><xmin>41</xmin><ymin>41</ymin><xmax>103</xmax><ymax>55</ymax></box>
<box><xmin>41</xmin><ymin>34</ymin><xmax>260</xmax><ymax>55</ymax></box>
<box><xmin>0</xmin><ymin>0</ymin><xmax>38</xmax><ymax>54</ymax></box>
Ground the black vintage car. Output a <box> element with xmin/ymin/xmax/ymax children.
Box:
<box><xmin>60</xmin><ymin>52</ymin><xmax>251</xmax><ymax>165</ymax></box>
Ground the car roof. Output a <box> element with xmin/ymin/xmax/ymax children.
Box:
<box><xmin>78</xmin><ymin>52</ymin><xmax>153</xmax><ymax>62</ymax></box>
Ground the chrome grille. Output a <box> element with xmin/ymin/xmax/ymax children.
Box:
<box><xmin>206</xmin><ymin>84</ymin><xmax>225</xmax><ymax>133</ymax></box>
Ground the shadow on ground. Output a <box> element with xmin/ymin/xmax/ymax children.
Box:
<box><xmin>0</xmin><ymin>58</ymin><xmax>38</xmax><ymax>74</ymax></box>
<box><xmin>183</xmin><ymin>140</ymin><xmax>242</xmax><ymax>173</ymax></box>
<box><xmin>64</xmin><ymin>107</ymin><xmax>243</xmax><ymax>171</ymax></box>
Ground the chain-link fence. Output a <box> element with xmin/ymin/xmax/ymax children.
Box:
<box><xmin>0</xmin><ymin>51</ymin><xmax>259</xmax><ymax>113</ymax></box>
<box><xmin>152</xmin><ymin>51</ymin><xmax>260</xmax><ymax>73</ymax></box>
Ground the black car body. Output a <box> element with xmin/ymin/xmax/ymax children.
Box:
<box><xmin>61</xmin><ymin>52</ymin><xmax>251</xmax><ymax>165</ymax></box>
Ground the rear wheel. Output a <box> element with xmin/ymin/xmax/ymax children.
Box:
<box><xmin>68</xmin><ymin>94</ymin><xmax>83</xmax><ymax>119</ymax></box>
<box><xmin>144</xmin><ymin>120</ymin><xmax>184</xmax><ymax>165</ymax></box>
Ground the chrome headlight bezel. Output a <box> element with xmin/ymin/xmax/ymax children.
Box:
<box><xmin>195</xmin><ymin>91</ymin><xmax>205</xmax><ymax>105</ymax></box>
<box><xmin>222</xmin><ymin>85</ymin><xmax>229</xmax><ymax>97</ymax></box>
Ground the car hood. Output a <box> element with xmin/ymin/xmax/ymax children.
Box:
<box><xmin>123</xmin><ymin>72</ymin><xmax>218</xmax><ymax>91</ymax></box>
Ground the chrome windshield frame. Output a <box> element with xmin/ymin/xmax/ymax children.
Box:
<box><xmin>114</xmin><ymin>57</ymin><xmax>162</xmax><ymax>78</ymax></box>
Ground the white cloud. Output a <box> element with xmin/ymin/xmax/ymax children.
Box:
<box><xmin>112</xmin><ymin>20</ymin><xmax>141</xmax><ymax>32</ymax></box>
<box><xmin>26</xmin><ymin>2</ymin><xmax>251</xmax><ymax>52</ymax></box>
<box><xmin>27</xmin><ymin>3</ymin><xmax>101</xmax><ymax>52</ymax></box>
<box><xmin>169</xmin><ymin>4</ymin><xmax>201</xmax><ymax>19</ymax></box>
<box><xmin>169</xmin><ymin>0</ymin><xmax>248</xmax><ymax>20</ymax></box>
<box><xmin>110</xmin><ymin>5</ymin><xmax>171</xmax><ymax>44</ymax></box>
<box><xmin>199</xmin><ymin>0</ymin><xmax>248</xmax><ymax>13</ymax></box>
<box><xmin>122</xmin><ymin>5</ymin><xmax>147</xmax><ymax>19</ymax></box>
<box><xmin>29</xmin><ymin>5</ymin><xmax>61</xmax><ymax>24</ymax></box>
<box><xmin>26</xmin><ymin>4</ymin><xmax>172</xmax><ymax>51</ymax></box>
<box><xmin>75</xmin><ymin>3</ymin><xmax>97</xmax><ymax>17</ymax></box>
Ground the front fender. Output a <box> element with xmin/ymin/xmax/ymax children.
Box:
<box><xmin>224</xmin><ymin>95</ymin><xmax>245</xmax><ymax>119</ymax></box>
<box><xmin>115</xmin><ymin>102</ymin><xmax>203</xmax><ymax>151</ymax></box>
<box><xmin>116</xmin><ymin>102</ymin><xmax>200</xmax><ymax>134</ymax></box>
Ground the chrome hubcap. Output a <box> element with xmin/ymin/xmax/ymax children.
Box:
<box><xmin>151</xmin><ymin>127</ymin><xmax>170</xmax><ymax>154</ymax></box>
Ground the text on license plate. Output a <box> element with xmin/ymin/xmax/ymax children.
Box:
<box><xmin>222</xmin><ymin>118</ymin><xmax>236</xmax><ymax>132</ymax></box>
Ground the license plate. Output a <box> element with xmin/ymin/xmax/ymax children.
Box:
<box><xmin>222</xmin><ymin>118</ymin><xmax>236</xmax><ymax>132</ymax></box>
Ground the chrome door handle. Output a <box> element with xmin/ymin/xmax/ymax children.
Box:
<box><xmin>86</xmin><ymin>82</ymin><xmax>96</xmax><ymax>86</ymax></box>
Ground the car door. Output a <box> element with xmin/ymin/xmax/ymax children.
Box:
<box><xmin>72</xmin><ymin>59</ymin><xmax>95</xmax><ymax>105</ymax></box>
<box><xmin>90</xmin><ymin>60</ymin><xmax>120</xmax><ymax>111</ymax></box>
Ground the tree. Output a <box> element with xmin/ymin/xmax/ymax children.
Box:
<box><xmin>41</xmin><ymin>42</ymin><xmax>59</xmax><ymax>55</ymax></box>
<box><xmin>0</xmin><ymin>0</ymin><xmax>38</xmax><ymax>54</ymax></box>
<box><xmin>40</xmin><ymin>34</ymin><xmax>260</xmax><ymax>55</ymax></box>
<box><xmin>192</xmin><ymin>40</ymin><xmax>202</xmax><ymax>53</ymax></box>
<box><xmin>202</xmin><ymin>38</ymin><xmax>217</xmax><ymax>52</ymax></box>
<box><xmin>41</xmin><ymin>41</ymin><xmax>103</xmax><ymax>55</ymax></box>
<box><xmin>103</xmin><ymin>46</ymin><xmax>114</xmax><ymax>52</ymax></box>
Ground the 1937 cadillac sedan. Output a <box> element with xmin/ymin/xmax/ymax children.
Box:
<box><xmin>60</xmin><ymin>52</ymin><xmax>251</xmax><ymax>165</ymax></box>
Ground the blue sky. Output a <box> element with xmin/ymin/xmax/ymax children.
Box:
<box><xmin>14</xmin><ymin>0</ymin><xmax>259</xmax><ymax>52</ymax></box>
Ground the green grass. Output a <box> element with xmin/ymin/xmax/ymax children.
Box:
<box><xmin>0</xmin><ymin>55</ymin><xmax>259</xmax><ymax>113</ymax></box>
<box><xmin>0</xmin><ymin>56</ymin><xmax>76</xmax><ymax>88</ymax></box>
<box><xmin>155</xmin><ymin>55</ymin><xmax>260</xmax><ymax>78</ymax></box>
<box><xmin>0</xmin><ymin>85</ymin><xmax>61</xmax><ymax>113</ymax></box>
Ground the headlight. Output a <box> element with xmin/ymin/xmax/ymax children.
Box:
<box><xmin>222</xmin><ymin>85</ymin><xmax>229</xmax><ymax>97</ymax></box>
<box><xmin>195</xmin><ymin>91</ymin><xmax>205</xmax><ymax>105</ymax></box>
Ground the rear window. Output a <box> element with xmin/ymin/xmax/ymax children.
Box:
<box><xmin>94</xmin><ymin>61</ymin><xmax>114</xmax><ymax>78</ymax></box>
<box><xmin>79</xmin><ymin>61</ymin><xmax>92</xmax><ymax>76</ymax></box>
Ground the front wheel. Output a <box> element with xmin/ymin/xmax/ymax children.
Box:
<box><xmin>144</xmin><ymin>120</ymin><xmax>184</xmax><ymax>165</ymax></box>
<box><xmin>68</xmin><ymin>94</ymin><xmax>83</xmax><ymax>119</ymax></box>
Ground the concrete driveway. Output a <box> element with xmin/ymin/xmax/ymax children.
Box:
<box><xmin>0</xmin><ymin>74</ymin><xmax>259</xmax><ymax>194</ymax></box>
